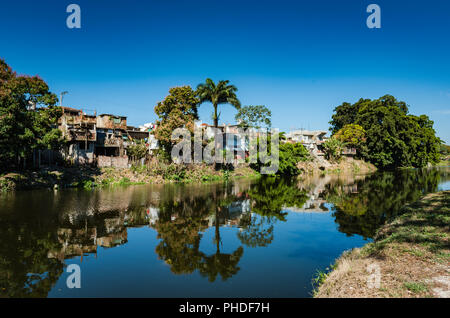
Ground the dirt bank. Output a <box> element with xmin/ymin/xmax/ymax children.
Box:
<box><xmin>314</xmin><ymin>191</ymin><xmax>450</xmax><ymax>298</ymax></box>
<box><xmin>298</xmin><ymin>156</ymin><xmax>377</xmax><ymax>176</ymax></box>
<box><xmin>0</xmin><ymin>164</ymin><xmax>259</xmax><ymax>192</ymax></box>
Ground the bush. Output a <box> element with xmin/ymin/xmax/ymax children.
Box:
<box><xmin>250</xmin><ymin>135</ymin><xmax>309</xmax><ymax>176</ymax></box>
<box><xmin>322</xmin><ymin>137</ymin><xmax>344</xmax><ymax>162</ymax></box>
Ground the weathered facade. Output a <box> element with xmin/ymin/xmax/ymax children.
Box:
<box><xmin>56</xmin><ymin>107</ymin><xmax>154</xmax><ymax>167</ymax></box>
<box><xmin>285</xmin><ymin>129</ymin><xmax>328</xmax><ymax>155</ymax></box>
<box><xmin>58</xmin><ymin>107</ymin><xmax>97</xmax><ymax>164</ymax></box>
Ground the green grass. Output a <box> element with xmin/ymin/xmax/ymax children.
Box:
<box><xmin>403</xmin><ymin>282</ymin><xmax>428</xmax><ymax>293</ymax></box>
<box><xmin>311</xmin><ymin>263</ymin><xmax>337</xmax><ymax>296</ymax></box>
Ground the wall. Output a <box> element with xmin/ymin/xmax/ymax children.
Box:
<box><xmin>97</xmin><ymin>155</ymin><xmax>129</xmax><ymax>168</ymax></box>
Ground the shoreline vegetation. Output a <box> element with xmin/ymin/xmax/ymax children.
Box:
<box><xmin>0</xmin><ymin>163</ymin><xmax>259</xmax><ymax>192</ymax></box>
<box><xmin>0</xmin><ymin>156</ymin><xmax>376</xmax><ymax>193</ymax></box>
<box><xmin>314</xmin><ymin>190</ymin><xmax>450</xmax><ymax>298</ymax></box>
<box><xmin>1</xmin><ymin>154</ymin><xmax>448</xmax><ymax>193</ymax></box>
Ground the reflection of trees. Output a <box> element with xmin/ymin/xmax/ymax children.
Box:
<box><xmin>1</xmin><ymin>167</ymin><xmax>448</xmax><ymax>295</ymax></box>
<box><xmin>199</xmin><ymin>246</ymin><xmax>244</xmax><ymax>282</ymax></box>
<box><xmin>198</xmin><ymin>206</ymin><xmax>244</xmax><ymax>282</ymax></box>
<box><xmin>153</xmin><ymin>187</ymin><xmax>245</xmax><ymax>282</ymax></box>
<box><xmin>234</xmin><ymin>177</ymin><xmax>308</xmax><ymax>249</ymax></box>
<box><xmin>248</xmin><ymin>177</ymin><xmax>309</xmax><ymax>221</ymax></box>
<box><xmin>325</xmin><ymin>168</ymin><xmax>442</xmax><ymax>238</ymax></box>
<box><xmin>154</xmin><ymin>197</ymin><xmax>210</xmax><ymax>275</ymax></box>
<box><xmin>237</xmin><ymin>214</ymin><xmax>274</xmax><ymax>248</ymax></box>
<box><xmin>0</xmin><ymin>215</ymin><xmax>64</xmax><ymax>297</ymax></box>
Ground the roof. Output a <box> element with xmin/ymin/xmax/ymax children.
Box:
<box><xmin>59</xmin><ymin>106</ymin><xmax>82</xmax><ymax>113</ymax></box>
<box><xmin>98</xmin><ymin>114</ymin><xmax>127</xmax><ymax>119</ymax></box>
<box><xmin>287</xmin><ymin>130</ymin><xmax>327</xmax><ymax>136</ymax></box>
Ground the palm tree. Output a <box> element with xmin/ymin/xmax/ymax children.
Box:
<box><xmin>196</xmin><ymin>78</ymin><xmax>241</xmax><ymax>128</ymax></box>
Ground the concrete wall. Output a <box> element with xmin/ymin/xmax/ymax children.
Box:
<box><xmin>62</xmin><ymin>143</ymin><xmax>95</xmax><ymax>165</ymax></box>
<box><xmin>97</xmin><ymin>155</ymin><xmax>129</xmax><ymax>168</ymax></box>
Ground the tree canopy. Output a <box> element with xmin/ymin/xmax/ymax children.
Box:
<box><xmin>153</xmin><ymin>86</ymin><xmax>199</xmax><ymax>157</ymax></box>
<box><xmin>235</xmin><ymin>105</ymin><xmax>271</xmax><ymax>129</ymax></box>
<box><xmin>0</xmin><ymin>58</ymin><xmax>62</xmax><ymax>170</ymax></box>
<box><xmin>196</xmin><ymin>79</ymin><xmax>240</xmax><ymax>127</ymax></box>
<box><xmin>329</xmin><ymin>95</ymin><xmax>440</xmax><ymax>169</ymax></box>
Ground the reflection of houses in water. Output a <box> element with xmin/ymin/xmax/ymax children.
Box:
<box><xmin>287</xmin><ymin>198</ymin><xmax>330</xmax><ymax>213</ymax></box>
<box><xmin>46</xmin><ymin>181</ymin><xmax>254</xmax><ymax>262</ymax></box>
<box><xmin>143</xmin><ymin>199</ymin><xmax>251</xmax><ymax>228</ymax></box>
<box><xmin>208</xmin><ymin>199</ymin><xmax>251</xmax><ymax>227</ymax></box>
<box><xmin>285</xmin><ymin>174</ymin><xmax>361</xmax><ymax>213</ymax></box>
<box><xmin>145</xmin><ymin>207</ymin><xmax>160</xmax><ymax>225</ymax></box>
<box><xmin>48</xmin><ymin>211</ymin><xmax>128</xmax><ymax>261</ymax></box>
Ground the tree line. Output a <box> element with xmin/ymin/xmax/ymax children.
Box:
<box><xmin>0</xmin><ymin>59</ymin><xmax>63</xmax><ymax>171</ymax></box>
<box><xmin>325</xmin><ymin>95</ymin><xmax>442</xmax><ymax>169</ymax></box>
<box><xmin>1</xmin><ymin>57</ymin><xmax>444</xmax><ymax>174</ymax></box>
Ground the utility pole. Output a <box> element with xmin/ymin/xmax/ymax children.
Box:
<box><xmin>60</xmin><ymin>91</ymin><xmax>68</xmax><ymax>106</ymax></box>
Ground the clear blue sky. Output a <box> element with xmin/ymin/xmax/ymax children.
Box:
<box><xmin>1</xmin><ymin>0</ymin><xmax>449</xmax><ymax>143</ymax></box>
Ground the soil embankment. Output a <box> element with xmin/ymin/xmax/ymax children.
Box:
<box><xmin>314</xmin><ymin>191</ymin><xmax>450</xmax><ymax>298</ymax></box>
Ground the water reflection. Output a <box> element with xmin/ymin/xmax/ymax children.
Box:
<box><xmin>0</xmin><ymin>167</ymin><xmax>448</xmax><ymax>297</ymax></box>
<box><xmin>324</xmin><ymin>168</ymin><xmax>447</xmax><ymax>238</ymax></box>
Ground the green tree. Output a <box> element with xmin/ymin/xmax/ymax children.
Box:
<box><xmin>329</xmin><ymin>95</ymin><xmax>440</xmax><ymax>169</ymax></box>
<box><xmin>249</xmin><ymin>135</ymin><xmax>309</xmax><ymax>176</ymax></box>
<box><xmin>322</xmin><ymin>137</ymin><xmax>344</xmax><ymax>162</ymax></box>
<box><xmin>235</xmin><ymin>105</ymin><xmax>271</xmax><ymax>129</ymax></box>
<box><xmin>334</xmin><ymin>124</ymin><xmax>366</xmax><ymax>149</ymax></box>
<box><xmin>127</xmin><ymin>139</ymin><xmax>148</xmax><ymax>162</ymax></box>
<box><xmin>196</xmin><ymin>79</ymin><xmax>241</xmax><ymax>128</ymax></box>
<box><xmin>0</xmin><ymin>58</ymin><xmax>60</xmax><ymax>170</ymax></box>
<box><xmin>329</xmin><ymin>95</ymin><xmax>408</xmax><ymax>135</ymax></box>
<box><xmin>153</xmin><ymin>86</ymin><xmax>199</xmax><ymax>158</ymax></box>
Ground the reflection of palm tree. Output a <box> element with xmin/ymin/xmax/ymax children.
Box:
<box><xmin>154</xmin><ymin>187</ymin><xmax>245</xmax><ymax>282</ymax></box>
<box><xmin>198</xmin><ymin>206</ymin><xmax>244</xmax><ymax>282</ymax></box>
<box><xmin>199</xmin><ymin>246</ymin><xmax>244</xmax><ymax>282</ymax></box>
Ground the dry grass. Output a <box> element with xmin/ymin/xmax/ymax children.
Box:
<box><xmin>315</xmin><ymin>191</ymin><xmax>450</xmax><ymax>298</ymax></box>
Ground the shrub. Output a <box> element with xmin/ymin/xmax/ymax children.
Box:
<box><xmin>322</xmin><ymin>137</ymin><xmax>344</xmax><ymax>162</ymax></box>
<box><xmin>250</xmin><ymin>134</ymin><xmax>309</xmax><ymax>176</ymax></box>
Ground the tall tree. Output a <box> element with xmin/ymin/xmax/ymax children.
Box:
<box><xmin>235</xmin><ymin>105</ymin><xmax>271</xmax><ymax>129</ymax></box>
<box><xmin>153</xmin><ymin>86</ymin><xmax>199</xmax><ymax>158</ymax></box>
<box><xmin>329</xmin><ymin>95</ymin><xmax>440</xmax><ymax>169</ymax></box>
<box><xmin>0</xmin><ymin>58</ymin><xmax>60</xmax><ymax>170</ymax></box>
<box><xmin>196</xmin><ymin>79</ymin><xmax>241</xmax><ymax>128</ymax></box>
<box><xmin>329</xmin><ymin>95</ymin><xmax>408</xmax><ymax>135</ymax></box>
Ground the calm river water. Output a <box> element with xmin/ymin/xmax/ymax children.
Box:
<box><xmin>0</xmin><ymin>167</ymin><xmax>449</xmax><ymax>297</ymax></box>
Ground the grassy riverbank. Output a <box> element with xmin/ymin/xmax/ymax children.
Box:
<box><xmin>0</xmin><ymin>164</ymin><xmax>259</xmax><ymax>192</ymax></box>
<box><xmin>314</xmin><ymin>190</ymin><xmax>450</xmax><ymax>298</ymax></box>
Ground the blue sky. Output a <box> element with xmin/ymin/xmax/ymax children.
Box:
<box><xmin>1</xmin><ymin>0</ymin><xmax>449</xmax><ymax>142</ymax></box>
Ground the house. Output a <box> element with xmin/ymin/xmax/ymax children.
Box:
<box><xmin>198</xmin><ymin>123</ymin><xmax>256</xmax><ymax>159</ymax></box>
<box><xmin>58</xmin><ymin>106</ymin><xmax>97</xmax><ymax>164</ymax></box>
<box><xmin>285</xmin><ymin>129</ymin><xmax>328</xmax><ymax>155</ymax></box>
<box><xmin>56</xmin><ymin>107</ymin><xmax>157</xmax><ymax>167</ymax></box>
<box><xmin>95</xmin><ymin>114</ymin><xmax>128</xmax><ymax>157</ymax></box>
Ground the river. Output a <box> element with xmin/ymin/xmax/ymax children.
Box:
<box><xmin>0</xmin><ymin>167</ymin><xmax>449</xmax><ymax>297</ymax></box>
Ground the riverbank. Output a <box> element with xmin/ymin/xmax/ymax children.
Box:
<box><xmin>314</xmin><ymin>191</ymin><xmax>450</xmax><ymax>298</ymax></box>
<box><xmin>0</xmin><ymin>163</ymin><xmax>259</xmax><ymax>192</ymax></box>
<box><xmin>298</xmin><ymin>156</ymin><xmax>377</xmax><ymax>176</ymax></box>
<box><xmin>435</xmin><ymin>158</ymin><xmax>450</xmax><ymax>167</ymax></box>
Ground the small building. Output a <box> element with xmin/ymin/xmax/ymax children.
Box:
<box><xmin>285</xmin><ymin>129</ymin><xmax>328</xmax><ymax>155</ymax></box>
<box><xmin>95</xmin><ymin>114</ymin><xmax>128</xmax><ymax>157</ymax></box>
<box><xmin>58</xmin><ymin>106</ymin><xmax>97</xmax><ymax>164</ymax></box>
<box><xmin>198</xmin><ymin>123</ymin><xmax>250</xmax><ymax>160</ymax></box>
